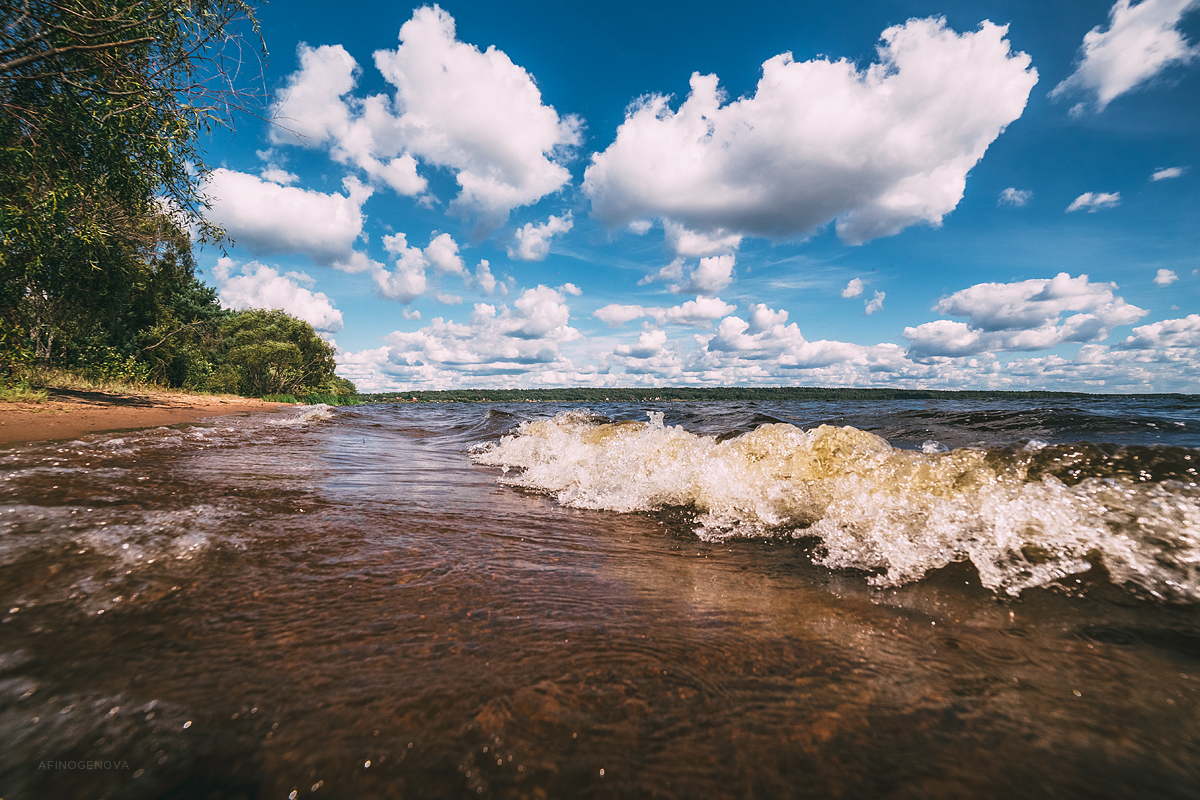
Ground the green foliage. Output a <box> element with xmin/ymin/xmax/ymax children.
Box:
<box><xmin>0</xmin><ymin>318</ymin><xmax>33</xmax><ymax>384</ymax></box>
<box><xmin>261</xmin><ymin>393</ymin><xmax>297</xmax><ymax>403</ymax></box>
<box><xmin>215</xmin><ymin>309</ymin><xmax>339</xmax><ymax>398</ymax></box>
<box><xmin>0</xmin><ymin>381</ymin><xmax>48</xmax><ymax>403</ymax></box>
<box><xmin>0</xmin><ymin>0</ymin><xmax>262</xmax><ymax>383</ymax></box>
<box><xmin>303</xmin><ymin>392</ymin><xmax>364</xmax><ymax>406</ymax></box>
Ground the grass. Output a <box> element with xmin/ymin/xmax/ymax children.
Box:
<box><xmin>0</xmin><ymin>382</ymin><xmax>49</xmax><ymax>403</ymax></box>
<box><xmin>14</xmin><ymin>365</ymin><xmax>240</xmax><ymax>404</ymax></box>
<box><xmin>7</xmin><ymin>365</ymin><xmax>363</xmax><ymax>407</ymax></box>
<box><xmin>302</xmin><ymin>392</ymin><xmax>364</xmax><ymax>406</ymax></box>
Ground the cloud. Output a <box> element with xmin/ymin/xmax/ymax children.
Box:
<box><xmin>999</xmin><ymin>187</ymin><xmax>1033</xmax><ymax>206</ymax></box>
<box><xmin>337</xmin><ymin>286</ymin><xmax>583</xmax><ymax>389</ymax></box>
<box><xmin>213</xmin><ymin>258</ymin><xmax>344</xmax><ymax>332</ymax></box>
<box><xmin>1066</xmin><ymin>191</ymin><xmax>1121</xmax><ymax>212</ymax></box>
<box><xmin>865</xmin><ymin>290</ymin><xmax>886</xmax><ymax>315</ymax></box>
<box><xmin>270</xmin><ymin>43</ymin><xmax>428</xmax><ymax>196</ymax></box>
<box><xmin>424</xmin><ymin>232</ymin><xmax>465</xmax><ymax>276</ymax></box>
<box><xmin>507</xmin><ymin>213</ymin><xmax>574</xmax><ymax>261</ymax></box>
<box><xmin>583</xmin><ymin>17</ymin><xmax>1037</xmax><ymax>246</ymax></box>
<box><xmin>593</xmin><ymin>296</ymin><xmax>737</xmax><ymax>328</ymax></box>
<box><xmin>1155</xmin><ymin>268</ymin><xmax>1179</xmax><ymax>285</ymax></box>
<box><xmin>1050</xmin><ymin>0</ymin><xmax>1200</xmax><ymax>112</ymax></box>
<box><xmin>372</xmin><ymin>231</ymin><xmax>465</xmax><ymax>303</ymax></box>
<box><xmin>1152</xmin><ymin>165</ymin><xmax>1189</xmax><ymax>180</ymax></box>
<box><xmin>260</xmin><ymin>166</ymin><xmax>299</xmax><ymax>185</ymax></box>
<box><xmin>471</xmin><ymin>259</ymin><xmax>498</xmax><ymax>295</ymax></box>
<box><xmin>841</xmin><ymin>278</ymin><xmax>865</xmax><ymax>298</ymax></box>
<box><xmin>373</xmin><ymin>6</ymin><xmax>582</xmax><ymax>233</ymax></box>
<box><xmin>639</xmin><ymin>255</ymin><xmax>737</xmax><ymax>295</ymax></box>
<box><xmin>614</xmin><ymin>329</ymin><xmax>670</xmax><ymax>359</ymax></box>
<box><xmin>203</xmin><ymin>170</ymin><xmax>376</xmax><ymax>271</ymax></box>
<box><xmin>904</xmin><ymin>272</ymin><xmax>1147</xmax><ymax>358</ymax></box>
<box><xmin>662</xmin><ymin>221</ymin><xmax>743</xmax><ymax>258</ymax></box>
<box><xmin>1115</xmin><ymin>314</ymin><xmax>1200</xmax><ymax>349</ymax></box>
<box><xmin>269</xmin><ymin>6</ymin><xmax>581</xmax><ymax>235</ymax></box>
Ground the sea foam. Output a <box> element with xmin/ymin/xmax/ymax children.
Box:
<box><xmin>473</xmin><ymin>410</ymin><xmax>1200</xmax><ymax>600</ymax></box>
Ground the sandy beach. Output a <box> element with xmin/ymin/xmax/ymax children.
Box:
<box><xmin>0</xmin><ymin>389</ymin><xmax>292</xmax><ymax>445</ymax></box>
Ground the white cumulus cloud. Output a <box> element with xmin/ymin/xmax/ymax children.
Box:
<box><xmin>1050</xmin><ymin>0</ymin><xmax>1200</xmax><ymax>112</ymax></box>
<box><xmin>270</xmin><ymin>43</ymin><xmax>427</xmax><ymax>196</ymax></box>
<box><xmin>372</xmin><ymin>231</ymin><xmax>465</xmax><ymax>303</ymax></box>
<box><xmin>1116</xmin><ymin>314</ymin><xmax>1200</xmax><ymax>349</ymax></box>
<box><xmin>203</xmin><ymin>170</ymin><xmax>376</xmax><ymax>271</ymax></box>
<box><xmin>639</xmin><ymin>255</ymin><xmax>737</xmax><ymax>295</ymax></box>
<box><xmin>1066</xmin><ymin>191</ymin><xmax>1121</xmax><ymax>212</ymax></box>
<box><xmin>337</xmin><ymin>286</ymin><xmax>583</xmax><ymax>390</ymax></box>
<box><xmin>583</xmin><ymin>17</ymin><xmax>1037</xmax><ymax>246</ymax></box>
<box><xmin>593</xmin><ymin>297</ymin><xmax>737</xmax><ymax>328</ymax></box>
<box><xmin>1155</xmin><ymin>268</ymin><xmax>1179</xmax><ymax>285</ymax></box>
<box><xmin>507</xmin><ymin>213</ymin><xmax>574</xmax><ymax>261</ymax></box>
<box><xmin>841</xmin><ymin>278</ymin><xmax>865</xmax><ymax>298</ymax></box>
<box><xmin>269</xmin><ymin>6</ymin><xmax>581</xmax><ymax>235</ymax></box>
<box><xmin>213</xmin><ymin>258</ymin><xmax>344</xmax><ymax>332</ymax></box>
<box><xmin>865</xmin><ymin>291</ymin><xmax>886</xmax><ymax>315</ymax></box>
<box><xmin>374</xmin><ymin>6</ymin><xmax>582</xmax><ymax>234</ymax></box>
<box><xmin>904</xmin><ymin>272</ymin><xmax>1146</xmax><ymax>358</ymax></box>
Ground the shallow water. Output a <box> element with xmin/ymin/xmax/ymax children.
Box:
<box><xmin>1</xmin><ymin>398</ymin><xmax>1198</xmax><ymax>799</ymax></box>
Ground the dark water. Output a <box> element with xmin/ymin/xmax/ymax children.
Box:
<box><xmin>1</xmin><ymin>397</ymin><xmax>1199</xmax><ymax>799</ymax></box>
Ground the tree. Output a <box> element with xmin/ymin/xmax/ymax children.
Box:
<box><xmin>212</xmin><ymin>309</ymin><xmax>341</xmax><ymax>398</ymax></box>
<box><xmin>0</xmin><ymin>0</ymin><xmax>264</xmax><ymax>373</ymax></box>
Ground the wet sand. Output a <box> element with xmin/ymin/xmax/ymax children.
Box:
<box><xmin>0</xmin><ymin>390</ymin><xmax>291</xmax><ymax>445</ymax></box>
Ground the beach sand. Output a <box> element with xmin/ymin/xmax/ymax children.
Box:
<box><xmin>0</xmin><ymin>389</ymin><xmax>292</xmax><ymax>445</ymax></box>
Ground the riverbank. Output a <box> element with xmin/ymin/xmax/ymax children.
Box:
<box><xmin>0</xmin><ymin>389</ymin><xmax>292</xmax><ymax>445</ymax></box>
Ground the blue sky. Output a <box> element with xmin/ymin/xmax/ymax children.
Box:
<box><xmin>197</xmin><ymin>0</ymin><xmax>1200</xmax><ymax>391</ymax></box>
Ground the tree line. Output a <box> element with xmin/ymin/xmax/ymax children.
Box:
<box><xmin>364</xmin><ymin>387</ymin><xmax>1156</xmax><ymax>403</ymax></box>
<box><xmin>0</xmin><ymin>0</ymin><xmax>353</xmax><ymax>399</ymax></box>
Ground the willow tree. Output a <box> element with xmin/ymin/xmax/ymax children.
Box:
<box><xmin>0</xmin><ymin>0</ymin><xmax>263</xmax><ymax>374</ymax></box>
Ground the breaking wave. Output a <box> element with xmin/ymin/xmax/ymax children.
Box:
<box><xmin>473</xmin><ymin>410</ymin><xmax>1200</xmax><ymax>600</ymax></box>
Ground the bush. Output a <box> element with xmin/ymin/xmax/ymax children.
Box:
<box><xmin>215</xmin><ymin>310</ymin><xmax>339</xmax><ymax>397</ymax></box>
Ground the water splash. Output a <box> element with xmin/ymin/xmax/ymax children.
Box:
<box><xmin>473</xmin><ymin>410</ymin><xmax>1200</xmax><ymax>600</ymax></box>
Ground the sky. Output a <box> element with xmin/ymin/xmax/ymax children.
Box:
<box><xmin>196</xmin><ymin>0</ymin><xmax>1200</xmax><ymax>392</ymax></box>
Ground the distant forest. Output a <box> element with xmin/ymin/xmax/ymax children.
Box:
<box><xmin>362</xmin><ymin>387</ymin><xmax>1194</xmax><ymax>403</ymax></box>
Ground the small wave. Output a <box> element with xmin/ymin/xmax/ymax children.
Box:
<box><xmin>269</xmin><ymin>404</ymin><xmax>336</xmax><ymax>426</ymax></box>
<box><xmin>473</xmin><ymin>410</ymin><xmax>1200</xmax><ymax>601</ymax></box>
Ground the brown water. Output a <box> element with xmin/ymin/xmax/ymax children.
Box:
<box><xmin>1</xmin><ymin>400</ymin><xmax>1199</xmax><ymax>799</ymax></box>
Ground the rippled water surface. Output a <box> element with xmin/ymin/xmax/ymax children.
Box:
<box><xmin>2</xmin><ymin>397</ymin><xmax>1199</xmax><ymax>799</ymax></box>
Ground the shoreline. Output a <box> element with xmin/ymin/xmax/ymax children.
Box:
<box><xmin>0</xmin><ymin>389</ymin><xmax>293</xmax><ymax>445</ymax></box>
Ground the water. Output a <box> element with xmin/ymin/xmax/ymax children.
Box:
<box><xmin>1</xmin><ymin>397</ymin><xmax>1198</xmax><ymax>799</ymax></box>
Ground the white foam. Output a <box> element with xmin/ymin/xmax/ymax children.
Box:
<box><xmin>474</xmin><ymin>410</ymin><xmax>1200</xmax><ymax>600</ymax></box>
<box><xmin>269</xmin><ymin>404</ymin><xmax>335</xmax><ymax>426</ymax></box>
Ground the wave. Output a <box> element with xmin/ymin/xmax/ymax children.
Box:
<box><xmin>269</xmin><ymin>403</ymin><xmax>336</xmax><ymax>426</ymax></box>
<box><xmin>472</xmin><ymin>410</ymin><xmax>1200</xmax><ymax>601</ymax></box>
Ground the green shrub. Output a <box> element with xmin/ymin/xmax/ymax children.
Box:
<box><xmin>261</xmin><ymin>394</ymin><xmax>298</xmax><ymax>403</ymax></box>
<box><xmin>303</xmin><ymin>392</ymin><xmax>364</xmax><ymax>406</ymax></box>
<box><xmin>215</xmin><ymin>310</ymin><xmax>338</xmax><ymax>397</ymax></box>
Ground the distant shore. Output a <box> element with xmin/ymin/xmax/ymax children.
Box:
<box><xmin>0</xmin><ymin>390</ymin><xmax>292</xmax><ymax>445</ymax></box>
<box><xmin>363</xmin><ymin>387</ymin><xmax>1196</xmax><ymax>403</ymax></box>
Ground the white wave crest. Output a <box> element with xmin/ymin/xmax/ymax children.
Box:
<box><xmin>473</xmin><ymin>410</ymin><xmax>1200</xmax><ymax>599</ymax></box>
<box><xmin>270</xmin><ymin>404</ymin><xmax>336</xmax><ymax>426</ymax></box>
